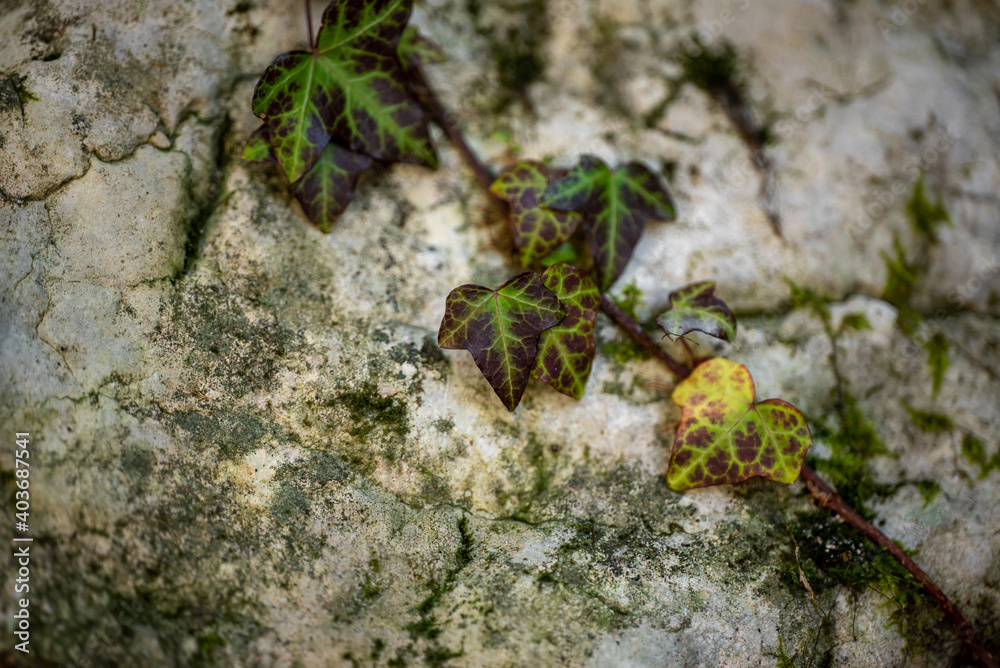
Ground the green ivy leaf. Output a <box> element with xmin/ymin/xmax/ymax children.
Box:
<box><xmin>438</xmin><ymin>273</ymin><xmax>565</xmax><ymax>411</ymax></box>
<box><xmin>656</xmin><ymin>280</ymin><xmax>737</xmax><ymax>342</ymax></box>
<box><xmin>668</xmin><ymin>358</ymin><xmax>812</xmax><ymax>491</ymax></box>
<box><xmin>242</xmin><ymin>125</ymin><xmax>277</xmax><ymax>163</ymax></box>
<box><xmin>539</xmin><ymin>242</ymin><xmax>579</xmax><ymax>267</ymax></box>
<box><xmin>290</xmin><ymin>140</ymin><xmax>373</xmax><ymax>232</ymax></box>
<box><xmin>251</xmin><ymin>0</ymin><xmax>436</xmax><ymax>183</ymax></box>
<box><xmin>490</xmin><ymin>161</ymin><xmax>583</xmax><ymax>267</ymax></box>
<box><xmin>531</xmin><ymin>264</ymin><xmax>601</xmax><ymax>399</ymax></box>
<box><xmin>398</xmin><ymin>26</ymin><xmax>447</xmax><ymax>69</ymax></box>
<box><xmin>542</xmin><ymin>154</ymin><xmax>675</xmax><ymax>291</ymax></box>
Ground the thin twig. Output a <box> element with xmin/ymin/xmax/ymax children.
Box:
<box><xmin>800</xmin><ymin>465</ymin><xmax>997</xmax><ymax>668</ymax></box>
<box><xmin>305</xmin><ymin>0</ymin><xmax>315</xmax><ymax>51</ymax></box>
<box><xmin>406</xmin><ymin>64</ymin><xmax>500</xmax><ymax>199</ymax></box>
<box><xmin>600</xmin><ymin>297</ymin><xmax>691</xmax><ymax>380</ymax></box>
<box><xmin>414</xmin><ymin>61</ymin><xmax>996</xmax><ymax>667</ymax></box>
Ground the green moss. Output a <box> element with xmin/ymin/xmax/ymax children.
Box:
<box><xmin>961</xmin><ymin>434</ymin><xmax>1000</xmax><ymax>479</ymax></box>
<box><xmin>784</xmin><ymin>279</ymin><xmax>831</xmax><ymax>319</ymax></box>
<box><xmin>197</xmin><ymin>632</ymin><xmax>226</xmax><ymax>666</ymax></box>
<box><xmin>838</xmin><ymin>313</ymin><xmax>871</xmax><ymax>333</ymax></box>
<box><xmin>269</xmin><ymin>484</ymin><xmax>311</xmax><ymax>523</ymax></box>
<box><xmin>902</xmin><ymin>400</ymin><xmax>953</xmax><ymax>433</ymax></box>
<box><xmin>390</xmin><ymin>335</ymin><xmax>450</xmax><ymax>378</ymax></box>
<box><xmin>337</xmin><ymin>381</ymin><xmax>410</xmax><ymax>439</ymax></box>
<box><xmin>361</xmin><ymin>572</ymin><xmax>382</xmax><ymax>600</ymax></box>
<box><xmin>432</xmin><ymin>417</ymin><xmax>455</xmax><ymax>433</ymax></box>
<box><xmin>0</xmin><ymin>73</ymin><xmax>37</xmax><ymax>116</ymax></box>
<box><xmin>923</xmin><ymin>333</ymin><xmax>949</xmax><ymax>398</ymax></box>
<box><xmin>511</xmin><ymin>436</ymin><xmax>557</xmax><ymax>521</ymax></box>
<box><xmin>406</xmin><ymin>515</ymin><xmax>476</xmax><ymax>650</ymax></box>
<box><xmin>601</xmin><ymin>339</ymin><xmax>649</xmax><ymax>365</ymax></box>
<box><xmin>455</xmin><ymin>516</ymin><xmax>475</xmax><ymax>570</ymax></box>
<box><xmin>172</xmin><ymin>409</ymin><xmax>275</xmax><ymax>460</ymax></box>
<box><xmin>122</xmin><ymin>443</ymin><xmax>153</xmax><ymax>479</ymax></box>
<box><xmin>601</xmin><ymin>282</ymin><xmax>654</xmax><ymax>365</ymax></box>
<box><xmin>465</xmin><ymin>0</ymin><xmax>550</xmax><ymax>110</ymax></box>
<box><xmin>906</xmin><ymin>175</ymin><xmax>950</xmax><ymax>243</ymax></box>
<box><xmin>681</xmin><ymin>38</ymin><xmax>741</xmax><ymax>93</ymax></box>
<box><xmin>787</xmin><ymin>510</ymin><xmax>945</xmax><ymax>654</ymax></box>
<box><xmin>613</xmin><ymin>281</ymin><xmax>644</xmax><ymax>320</ymax></box>
<box><xmin>881</xmin><ymin>237</ymin><xmax>921</xmax><ymax>334</ymax></box>
<box><xmin>916</xmin><ymin>480</ymin><xmax>941</xmax><ymax>508</ymax></box>
<box><xmin>159</xmin><ymin>283</ymin><xmax>299</xmax><ymax>399</ymax></box>
<box><xmin>306</xmin><ymin>451</ymin><xmax>350</xmax><ymax>486</ymax></box>
<box><xmin>773</xmin><ymin>635</ymin><xmax>797</xmax><ymax>668</ymax></box>
<box><xmin>808</xmin><ymin>391</ymin><xmax>890</xmax><ymax>517</ymax></box>
<box><xmin>589</xmin><ymin>17</ymin><xmax>631</xmax><ymax>117</ymax></box>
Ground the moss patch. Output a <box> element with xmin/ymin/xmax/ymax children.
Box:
<box><xmin>906</xmin><ymin>175</ymin><xmax>950</xmax><ymax>243</ymax></box>
<box><xmin>172</xmin><ymin>409</ymin><xmax>278</xmax><ymax>460</ymax></box>
<box><xmin>808</xmin><ymin>392</ymin><xmax>890</xmax><ymax>516</ymax></box>
<box><xmin>337</xmin><ymin>381</ymin><xmax>410</xmax><ymax>439</ymax></box>
<box><xmin>961</xmin><ymin>434</ymin><xmax>1000</xmax><ymax>479</ymax></box>
<box><xmin>405</xmin><ymin>515</ymin><xmax>476</xmax><ymax>664</ymax></box>
<box><xmin>923</xmin><ymin>332</ymin><xmax>949</xmax><ymax>398</ymax></box>
<box><xmin>465</xmin><ymin>0</ymin><xmax>550</xmax><ymax>110</ymax></box>
<box><xmin>0</xmin><ymin>73</ymin><xmax>37</xmax><ymax>116</ymax></box>
<box><xmin>680</xmin><ymin>38</ymin><xmax>742</xmax><ymax>95</ymax></box>
<box><xmin>269</xmin><ymin>483</ymin><xmax>311</xmax><ymax>523</ymax></box>
<box><xmin>881</xmin><ymin>237</ymin><xmax>921</xmax><ymax>334</ymax></box>
<box><xmin>787</xmin><ymin>509</ymin><xmax>946</xmax><ymax>657</ymax></box>
<box><xmin>122</xmin><ymin>442</ymin><xmax>153</xmax><ymax>479</ymax></box>
<box><xmin>902</xmin><ymin>400</ymin><xmax>953</xmax><ymax>433</ymax></box>
<box><xmin>916</xmin><ymin>480</ymin><xmax>941</xmax><ymax>508</ymax></box>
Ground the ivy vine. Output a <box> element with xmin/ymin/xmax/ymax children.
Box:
<box><xmin>243</xmin><ymin>1</ymin><xmax>998</xmax><ymax>665</ymax></box>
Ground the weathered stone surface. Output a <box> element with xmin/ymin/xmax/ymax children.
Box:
<box><xmin>2</xmin><ymin>0</ymin><xmax>999</xmax><ymax>667</ymax></box>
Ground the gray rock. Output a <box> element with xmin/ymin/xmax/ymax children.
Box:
<box><xmin>2</xmin><ymin>0</ymin><xmax>998</xmax><ymax>666</ymax></box>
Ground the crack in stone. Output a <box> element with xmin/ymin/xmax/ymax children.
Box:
<box><xmin>34</xmin><ymin>277</ymin><xmax>84</xmax><ymax>393</ymax></box>
<box><xmin>10</xmin><ymin>252</ymin><xmax>37</xmax><ymax>294</ymax></box>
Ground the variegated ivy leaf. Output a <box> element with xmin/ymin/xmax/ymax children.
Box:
<box><xmin>531</xmin><ymin>264</ymin><xmax>600</xmax><ymax>399</ymax></box>
<box><xmin>542</xmin><ymin>155</ymin><xmax>676</xmax><ymax>292</ymax></box>
<box><xmin>668</xmin><ymin>358</ymin><xmax>812</xmax><ymax>491</ymax></box>
<box><xmin>242</xmin><ymin>124</ymin><xmax>276</xmax><ymax>163</ymax></box>
<box><xmin>656</xmin><ymin>280</ymin><xmax>737</xmax><ymax>342</ymax></box>
<box><xmin>439</xmin><ymin>273</ymin><xmax>565</xmax><ymax>411</ymax></box>
<box><xmin>397</xmin><ymin>26</ymin><xmax>447</xmax><ymax>69</ymax></box>
<box><xmin>490</xmin><ymin>161</ymin><xmax>583</xmax><ymax>267</ymax></box>
<box><xmin>251</xmin><ymin>0</ymin><xmax>436</xmax><ymax>183</ymax></box>
<box><xmin>290</xmin><ymin>140</ymin><xmax>373</xmax><ymax>233</ymax></box>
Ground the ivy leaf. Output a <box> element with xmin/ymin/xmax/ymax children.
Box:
<box><xmin>490</xmin><ymin>161</ymin><xmax>583</xmax><ymax>267</ymax></box>
<box><xmin>398</xmin><ymin>26</ymin><xmax>447</xmax><ymax>69</ymax></box>
<box><xmin>531</xmin><ymin>264</ymin><xmax>601</xmax><ymax>399</ymax></box>
<box><xmin>290</xmin><ymin>140</ymin><xmax>373</xmax><ymax>233</ymax></box>
<box><xmin>656</xmin><ymin>281</ymin><xmax>737</xmax><ymax>342</ymax></box>
<box><xmin>668</xmin><ymin>358</ymin><xmax>812</xmax><ymax>491</ymax></box>
<box><xmin>542</xmin><ymin>155</ymin><xmax>675</xmax><ymax>291</ymax></box>
<box><xmin>251</xmin><ymin>0</ymin><xmax>436</xmax><ymax>183</ymax></box>
<box><xmin>439</xmin><ymin>273</ymin><xmax>566</xmax><ymax>411</ymax></box>
<box><xmin>242</xmin><ymin>125</ymin><xmax>276</xmax><ymax>163</ymax></box>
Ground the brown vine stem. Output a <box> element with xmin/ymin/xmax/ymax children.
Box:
<box><xmin>305</xmin><ymin>0</ymin><xmax>315</xmax><ymax>52</ymax></box>
<box><xmin>414</xmin><ymin>62</ymin><xmax>997</xmax><ymax>666</ymax></box>
<box><xmin>405</xmin><ymin>65</ymin><xmax>501</xmax><ymax>202</ymax></box>
<box><xmin>599</xmin><ymin>296</ymin><xmax>691</xmax><ymax>380</ymax></box>
<box><xmin>799</xmin><ymin>465</ymin><xmax>998</xmax><ymax>668</ymax></box>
